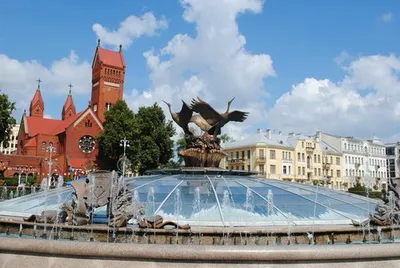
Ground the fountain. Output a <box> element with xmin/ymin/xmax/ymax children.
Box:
<box><xmin>1</xmin><ymin>97</ymin><xmax>400</xmax><ymax>267</ymax></box>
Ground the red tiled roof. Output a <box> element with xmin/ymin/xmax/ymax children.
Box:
<box><xmin>25</xmin><ymin>117</ymin><xmax>62</xmax><ymax>136</ymax></box>
<box><xmin>63</xmin><ymin>94</ymin><xmax>75</xmax><ymax>112</ymax></box>
<box><xmin>97</xmin><ymin>47</ymin><xmax>125</xmax><ymax>68</ymax></box>
<box><xmin>30</xmin><ymin>89</ymin><xmax>44</xmax><ymax>110</ymax></box>
<box><xmin>25</xmin><ymin>111</ymin><xmax>83</xmax><ymax>137</ymax></box>
<box><xmin>53</xmin><ymin>112</ymin><xmax>82</xmax><ymax>134</ymax></box>
<box><xmin>69</xmin><ymin>158</ymin><xmax>87</xmax><ymax>168</ymax></box>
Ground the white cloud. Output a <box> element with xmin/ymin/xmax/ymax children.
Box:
<box><xmin>334</xmin><ymin>50</ymin><xmax>350</xmax><ymax>66</ymax></box>
<box><xmin>268</xmin><ymin>54</ymin><xmax>400</xmax><ymax>139</ymax></box>
<box><xmin>380</xmin><ymin>12</ymin><xmax>394</xmax><ymax>23</ymax></box>
<box><xmin>125</xmin><ymin>0</ymin><xmax>275</xmax><ymax>140</ymax></box>
<box><xmin>0</xmin><ymin>51</ymin><xmax>91</xmax><ymax>116</ymax></box>
<box><xmin>92</xmin><ymin>12</ymin><xmax>168</xmax><ymax>50</ymax></box>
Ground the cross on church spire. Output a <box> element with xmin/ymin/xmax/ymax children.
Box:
<box><xmin>68</xmin><ymin>83</ymin><xmax>73</xmax><ymax>95</ymax></box>
<box><xmin>37</xmin><ymin>78</ymin><xmax>42</xmax><ymax>89</ymax></box>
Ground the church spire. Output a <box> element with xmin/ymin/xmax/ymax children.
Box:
<box><xmin>29</xmin><ymin>78</ymin><xmax>44</xmax><ymax>117</ymax></box>
<box><xmin>62</xmin><ymin>84</ymin><xmax>76</xmax><ymax>120</ymax></box>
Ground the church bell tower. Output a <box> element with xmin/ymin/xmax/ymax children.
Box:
<box><xmin>91</xmin><ymin>40</ymin><xmax>126</xmax><ymax>123</ymax></box>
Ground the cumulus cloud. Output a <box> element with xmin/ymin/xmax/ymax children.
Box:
<box><xmin>93</xmin><ymin>12</ymin><xmax>168</xmax><ymax>50</ymax></box>
<box><xmin>125</xmin><ymin>0</ymin><xmax>275</xmax><ymax>140</ymax></box>
<box><xmin>268</xmin><ymin>53</ymin><xmax>400</xmax><ymax>139</ymax></box>
<box><xmin>380</xmin><ymin>12</ymin><xmax>394</xmax><ymax>23</ymax></box>
<box><xmin>0</xmin><ymin>51</ymin><xmax>91</xmax><ymax>115</ymax></box>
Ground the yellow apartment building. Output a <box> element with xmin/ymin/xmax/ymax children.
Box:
<box><xmin>222</xmin><ymin>129</ymin><xmax>345</xmax><ymax>190</ymax></box>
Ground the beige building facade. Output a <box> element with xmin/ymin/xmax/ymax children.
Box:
<box><xmin>222</xmin><ymin>129</ymin><xmax>345</xmax><ymax>190</ymax></box>
<box><xmin>0</xmin><ymin>125</ymin><xmax>20</xmax><ymax>155</ymax></box>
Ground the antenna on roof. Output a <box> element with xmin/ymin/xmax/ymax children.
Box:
<box><xmin>97</xmin><ymin>39</ymin><xmax>100</xmax><ymax>47</ymax></box>
<box><xmin>119</xmin><ymin>44</ymin><xmax>122</xmax><ymax>52</ymax></box>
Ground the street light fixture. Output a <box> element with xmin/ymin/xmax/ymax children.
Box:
<box><xmin>46</xmin><ymin>143</ymin><xmax>56</xmax><ymax>187</ymax></box>
<box><xmin>120</xmin><ymin>137</ymin><xmax>130</xmax><ymax>178</ymax></box>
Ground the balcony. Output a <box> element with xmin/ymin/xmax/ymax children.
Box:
<box><xmin>256</xmin><ymin>156</ymin><xmax>266</xmax><ymax>162</ymax></box>
<box><xmin>305</xmin><ymin>145</ymin><xmax>315</xmax><ymax>154</ymax></box>
<box><xmin>228</xmin><ymin>158</ymin><xmax>246</xmax><ymax>164</ymax></box>
<box><xmin>322</xmin><ymin>163</ymin><xmax>331</xmax><ymax>170</ymax></box>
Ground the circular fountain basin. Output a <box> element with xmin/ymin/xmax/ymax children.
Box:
<box><xmin>0</xmin><ymin>173</ymin><xmax>378</xmax><ymax>227</ymax></box>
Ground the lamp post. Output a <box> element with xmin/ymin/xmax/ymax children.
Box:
<box><xmin>375</xmin><ymin>165</ymin><xmax>380</xmax><ymax>189</ymax></box>
<box><xmin>120</xmin><ymin>137</ymin><xmax>130</xmax><ymax>178</ymax></box>
<box><xmin>46</xmin><ymin>143</ymin><xmax>56</xmax><ymax>187</ymax></box>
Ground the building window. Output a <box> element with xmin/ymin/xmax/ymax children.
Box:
<box><xmin>270</xmin><ymin>165</ymin><xmax>276</xmax><ymax>174</ymax></box>
<box><xmin>346</xmin><ymin>169</ymin><xmax>348</xmax><ymax>176</ymax></box>
<box><xmin>259</xmin><ymin>165</ymin><xmax>265</xmax><ymax>174</ymax></box>
<box><xmin>336</xmin><ymin>157</ymin><xmax>340</xmax><ymax>165</ymax></box>
<box><xmin>330</xmin><ymin>169</ymin><xmax>333</xmax><ymax>177</ymax></box>
<box><xmin>93</xmin><ymin>104</ymin><xmax>98</xmax><ymax>112</ymax></box>
<box><xmin>283</xmin><ymin>166</ymin><xmax>287</xmax><ymax>174</ymax></box>
<box><xmin>302</xmin><ymin>167</ymin><xmax>305</xmax><ymax>175</ymax></box>
<box><xmin>270</xmin><ymin>150</ymin><xmax>276</xmax><ymax>160</ymax></box>
<box><xmin>302</xmin><ymin>153</ymin><xmax>305</xmax><ymax>162</ymax></box>
<box><xmin>337</xmin><ymin>170</ymin><xmax>341</xmax><ymax>178</ymax></box>
<box><xmin>247</xmin><ymin>165</ymin><xmax>250</xmax><ymax>171</ymax></box>
<box><xmin>298</xmin><ymin>166</ymin><xmax>301</xmax><ymax>175</ymax></box>
<box><xmin>297</xmin><ymin>152</ymin><xmax>300</xmax><ymax>161</ymax></box>
<box><xmin>247</xmin><ymin>150</ymin><xmax>251</xmax><ymax>159</ymax></box>
<box><xmin>41</xmin><ymin>142</ymin><xmax>46</xmax><ymax>152</ymax></box>
<box><xmin>318</xmin><ymin>168</ymin><xmax>321</xmax><ymax>176</ymax></box>
<box><xmin>318</xmin><ymin>155</ymin><xmax>321</xmax><ymax>163</ymax></box>
<box><xmin>259</xmin><ymin>149</ymin><xmax>265</xmax><ymax>158</ymax></box>
<box><xmin>307</xmin><ymin>156</ymin><xmax>311</xmax><ymax>169</ymax></box>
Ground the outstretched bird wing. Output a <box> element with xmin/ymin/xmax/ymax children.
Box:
<box><xmin>227</xmin><ymin>110</ymin><xmax>248</xmax><ymax>122</ymax></box>
<box><xmin>190</xmin><ymin>97</ymin><xmax>221</xmax><ymax>126</ymax></box>
<box><xmin>179</xmin><ymin>100</ymin><xmax>193</xmax><ymax>125</ymax></box>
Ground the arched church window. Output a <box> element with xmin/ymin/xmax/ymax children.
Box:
<box><xmin>49</xmin><ymin>142</ymin><xmax>53</xmax><ymax>150</ymax></box>
<box><xmin>41</xmin><ymin>142</ymin><xmax>46</xmax><ymax>152</ymax></box>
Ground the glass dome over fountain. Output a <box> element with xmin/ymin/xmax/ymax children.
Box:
<box><xmin>0</xmin><ymin>174</ymin><xmax>379</xmax><ymax>227</ymax></box>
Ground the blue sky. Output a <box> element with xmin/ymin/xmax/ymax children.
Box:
<box><xmin>0</xmin><ymin>0</ymin><xmax>399</xmax><ymax>140</ymax></box>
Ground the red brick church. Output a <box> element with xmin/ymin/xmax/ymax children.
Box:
<box><xmin>0</xmin><ymin>41</ymin><xmax>125</xmax><ymax>181</ymax></box>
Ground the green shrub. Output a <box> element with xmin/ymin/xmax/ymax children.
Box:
<box><xmin>348</xmin><ymin>182</ymin><xmax>383</xmax><ymax>199</ymax></box>
<box><xmin>3</xmin><ymin>177</ymin><xmax>18</xmax><ymax>186</ymax></box>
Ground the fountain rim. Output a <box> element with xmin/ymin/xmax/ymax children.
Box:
<box><xmin>1</xmin><ymin>236</ymin><xmax>400</xmax><ymax>263</ymax></box>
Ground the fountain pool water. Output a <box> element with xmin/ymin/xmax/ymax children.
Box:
<box><xmin>1</xmin><ymin>171</ymin><xmax>400</xmax><ymax>267</ymax></box>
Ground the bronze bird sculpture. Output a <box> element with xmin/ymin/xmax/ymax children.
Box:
<box><xmin>189</xmin><ymin>114</ymin><xmax>213</xmax><ymax>133</ymax></box>
<box><xmin>190</xmin><ymin>97</ymin><xmax>248</xmax><ymax>137</ymax></box>
<box><xmin>163</xmin><ymin>100</ymin><xmax>193</xmax><ymax>135</ymax></box>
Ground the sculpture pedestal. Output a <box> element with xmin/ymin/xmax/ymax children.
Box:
<box><xmin>179</xmin><ymin>133</ymin><xmax>227</xmax><ymax>168</ymax></box>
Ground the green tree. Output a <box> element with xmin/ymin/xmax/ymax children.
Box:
<box><xmin>97</xmin><ymin>101</ymin><xmax>175</xmax><ymax>175</ymax></box>
<box><xmin>0</xmin><ymin>93</ymin><xmax>16</xmax><ymax>147</ymax></box>
<box><xmin>220</xmin><ymin>133</ymin><xmax>234</xmax><ymax>143</ymax></box>
<box><xmin>135</xmin><ymin>103</ymin><xmax>175</xmax><ymax>174</ymax></box>
<box><xmin>97</xmin><ymin>100</ymin><xmax>139</xmax><ymax>170</ymax></box>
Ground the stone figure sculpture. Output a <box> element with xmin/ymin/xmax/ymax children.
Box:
<box><xmin>164</xmin><ymin>97</ymin><xmax>248</xmax><ymax>167</ymax></box>
<box><xmin>370</xmin><ymin>178</ymin><xmax>400</xmax><ymax>226</ymax></box>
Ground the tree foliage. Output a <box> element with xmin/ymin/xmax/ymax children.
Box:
<box><xmin>220</xmin><ymin>133</ymin><xmax>234</xmax><ymax>143</ymax></box>
<box><xmin>97</xmin><ymin>101</ymin><xmax>175</xmax><ymax>174</ymax></box>
<box><xmin>0</xmin><ymin>93</ymin><xmax>16</xmax><ymax>148</ymax></box>
<box><xmin>97</xmin><ymin>100</ymin><xmax>138</xmax><ymax>170</ymax></box>
<box><xmin>135</xmin><ymin>103</ymin><xmax>175</xmax><ymax>174</ymax></box>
